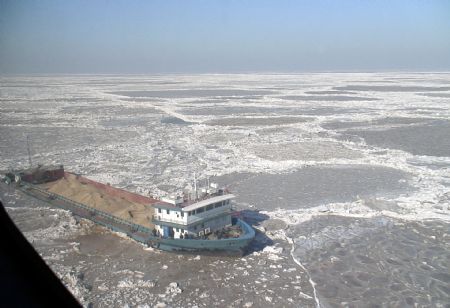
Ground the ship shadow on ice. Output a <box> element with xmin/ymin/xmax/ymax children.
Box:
<box><xmin>238</xmin><ymin>209</ymin><xmax>273</xmax><ymax>254</ymax></box>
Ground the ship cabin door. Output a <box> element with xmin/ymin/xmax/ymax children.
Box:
<box><xmin>162</xmin><ymin>226</ymin><xmax>174</xmax><ymax>238</ymax></box>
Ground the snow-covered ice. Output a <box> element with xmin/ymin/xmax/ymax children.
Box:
<box><xmin>1</xmin><ymin>73</ymin><xmax>449</xmax><ymax>307</ymax></box>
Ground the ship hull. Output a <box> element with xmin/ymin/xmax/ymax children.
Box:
<box><xmin>12</xmin><ymin>177</ymin><xmax>255</xmax><ymax>255</ymax></box>
<box><xmin>146</xmin><ymin>218</ymin><xmax>255</xmax><ymax>255</ymax></box>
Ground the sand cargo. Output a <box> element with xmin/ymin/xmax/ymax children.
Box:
<box><xmin>3</xmin><ymin>165</ymin><xmax>255</xmax><ymax>255</ymax></box>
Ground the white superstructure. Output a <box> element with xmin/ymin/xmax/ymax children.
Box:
<box><xmin>152</xmin><ymin>181</ymin><xmax>234</xmax><ymax>239</ymax></box>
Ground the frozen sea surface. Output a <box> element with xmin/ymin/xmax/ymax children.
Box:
<box><xmin>345</xmin><ymin>120</ymin><xmax>450</xmax><ymax>157</ymax></box>
<box><xmin>1</xmin><ymin>73</ymin><xmax>450</xmax><ymax>307</ymax></box>
<box><xmin>215</xmin><ymin>165</ymin><xmax>410</xmax><ymax>210</ymax></box>
<box><xmin>180</xmin><ymin>106</ymin><xmax>365</xmax><ymax>116</ymax></box>
<box><xmin>110</xmin><ymin>89</ymin><xmax>274</xmax><ymax>98</ymax></box>
<box><xmin>281</xmin><ymin>95</ymin><xmax>379</xmax><ymax>101</ymax></box>
<box><xmin>290</xmin><ymin>216</ymin><xmax>450</xmax><ymax>307</ymax></box>
<box><xmin>252</xmin><ymin>141</ymin><xmax>362</xmax><ymax>161</ymax></box>
<box><xmin>205</xmin><ymin>116</ymin><xmax>311</xmax><ymax>126</ymax></box>
<box><xmin>334</xmin><ymin>85</ymin><xmax>450</xmax><ymax>92</ymax></box>
<box><xmin>324</xmin><ymin>117</ymin><xmax>450</xmax><ymax>157</ymax></box>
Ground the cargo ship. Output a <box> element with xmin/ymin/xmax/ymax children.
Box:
<box><xmin>3</xmin><ymin>165</ymin><xmax>255</xmax><ymax>255</ymax></box>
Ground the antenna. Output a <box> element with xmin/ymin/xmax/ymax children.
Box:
<box><xmin>26</xmin><ymin>135</ymin><xmax>33</xmax><ymax>168</ymax></box>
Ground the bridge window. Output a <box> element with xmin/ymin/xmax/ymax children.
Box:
<box><xmin>158</xmin><ymin>208</ymin><xmax>161</xmax><ymax>213</ymax></box>
<box><xmin>166</xmin><ymin>209</ymin><xmax>170</xmax><ymax>215</ymax></box>
<box><xmin>181</xmin><ymin>212</ymin><xmax>184</xmax><ymax>217</ymax></box>
<box><xmin>206</xmin><ymin>204</ymin><xmax>214</xmax><ymax>211</ymax></box>
<box><xmin>196</xmin><ymin>208</ymin><xmax>204</xmax><ymax>214</ymax></box>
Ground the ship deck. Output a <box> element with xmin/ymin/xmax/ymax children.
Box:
<box><xmin>38</xmin><ymin>173</ymin><xmax>157</xmax><ymax>229</ymax></box>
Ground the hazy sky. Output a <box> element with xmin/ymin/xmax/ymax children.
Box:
<box><xmin>1</xmin><ymin>0</ymin><xmax>449</xmax><ymax>74</ymax></box>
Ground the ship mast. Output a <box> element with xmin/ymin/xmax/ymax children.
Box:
<box><xmin>193</xmin><ymin>172</ymin><xmax>198</xmax><ymax>200</ymax></box>
<box><xmin>26</xmin><ymin>135</ymin><xmax>33</xmax><ymax>168</ymax></box>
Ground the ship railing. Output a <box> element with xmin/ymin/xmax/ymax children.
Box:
<box><xmin>151</xmin><ymin>215</ymin><xmax>186</xmax><ymax>225</ymax></box>
<box><xmin>21</xmin><ymin>183</ymin><xmax>152</xmax><ymax>234</ymax></box>
<box><xmin>152</xmin><ymin>208</ymin><xmax>232</xmax><ymax>226</ymax></box>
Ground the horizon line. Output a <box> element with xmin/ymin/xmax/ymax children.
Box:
<box><xmin>2</xmin><ymin>69</ymin><xmax>450</xmax><ymax>77</ymax></box>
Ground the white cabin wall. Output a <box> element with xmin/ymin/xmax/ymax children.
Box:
<box><xmin>154</xmin><ymin>207</ymin><xmax>187</xmax><ymax>224</ymax></box>
<box><xmin>185</xmin><ymin>202</ymin><xmax>231</xmax><ymax>224</ymax></box>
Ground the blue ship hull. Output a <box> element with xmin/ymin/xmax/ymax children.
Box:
<box><xmin>145</xmin><ymin>219</ymin><xmax>255</xmax><ymax>255</ymax></box>
<box><xmin>16</xmin><ymin>182</ymin><xmax>256</xmax><ymax>255</ymax></box>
